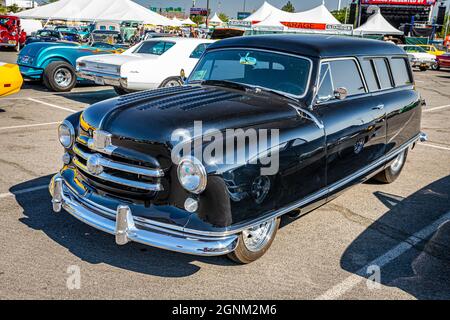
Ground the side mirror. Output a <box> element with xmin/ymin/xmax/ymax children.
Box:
<box><xmin>180</xmin><ymin>69</ymin><xmax>187</xmax><ymax>84</ymax></box>
<box><xmin>334</xmin><ymin>87</ymin><xmax>348</xmax><ymax>100</ymax></box>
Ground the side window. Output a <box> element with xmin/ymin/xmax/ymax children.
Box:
<box><xmin>390</xmin><ymin>58</ymin><xmax>412</xmax><ymax>87</ymax></box>
<box><xmin>360</xmin><ymin>59</ymin><xmax>380</xmax><ymax>92</ymax></box>
<box><xmin>189</xmin><ymin>43</ymin><xmax>209</xmax><ymax>59</ymax></box>
<box><xmin>373</xmin><ymin>58</ymin><xmax>393</xmax><ymax>90</ymax></box>
<box><xmin>329</xmin><ymin>59</ymin><xmax>366</xmax><ymax>96</ymax></box>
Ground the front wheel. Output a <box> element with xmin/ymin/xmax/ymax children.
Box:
<box><xmin>227</xmin><ymin>217</ymin><xmax>280</xmax><ymax>264</ymax></box>
<box><xmin>419</xmin><ymin>66</ymin><xmax>428</xmax><ymax>71</ymax></box>
<box><xmin>431</xmin><ymin>64</ymin><xmax>440</xmax><ymax>71</ymax></box>
<box><xmin>43</xmin><ymin>61</ymin><xmax>77</xmax><ymax>92</ymax></box>
<box><xmin>159</xmin><ymin>76</ymin><xmax>183</xmax><ymax>88</ymax></box>
<box><xmin>373</xmin><ymin>149</ymin><xmax>408</xmax><ymax>184</ymax></box>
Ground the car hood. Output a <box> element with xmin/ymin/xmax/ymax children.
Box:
<box><xmin>79</xmin><ymin>53</ymin><xmax>158</xmax><ymax>66</ymax></box>
<box><xmin>80</xmin><ymin>85</ymin><xmax>298</xmax><ymax>145</ymax></box>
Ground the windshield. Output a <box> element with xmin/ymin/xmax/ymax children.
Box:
<box><xmin>404</xmin><ymin>46</ymin><xmax>427</xmax><ymax>53</ymax></box>
<box><xmin>0</xmin><ymin>17</ymin><xmax>13</xmax><ymax>27</ymax></box>
<box><xmin>188</xmin><ymin>49</ymin><xmax>311</xmax><ymax>97</ymax></box>
<box><xmin>133</xmin><ymin>41</ymin><xmax>175</xmax><ymax>55</ymax></box>
<box><xmin>37</xmin><ymin>30</ymin><xmax>59</xmax><ymax>37</ymax></box>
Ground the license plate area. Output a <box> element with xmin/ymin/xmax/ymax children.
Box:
<box><xmin>94</xmin><ymin>77</ymin><xmax>105</xmax><ymax>85</ymax></box>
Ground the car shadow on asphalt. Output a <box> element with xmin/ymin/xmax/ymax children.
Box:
<box><xmin>11</xmin><ymin>175</ymin><xmax>236</xmax><ymax>279</ymax></box>
<box><xmin>22</xmin><ymin>80</ymin><xmax>118</xmax><ymax>104</ymax></box>
<box><xmin>340</xmin><ymin>175</ymin><xmax>450</xmax><ymax>299</ymax></box>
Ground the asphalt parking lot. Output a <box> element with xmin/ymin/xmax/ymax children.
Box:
<box><xmin>0</xmin><ymin>49</ymin><xmax>449</xmax><ymax>300</ymax></box>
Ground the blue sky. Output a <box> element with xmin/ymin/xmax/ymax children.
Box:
<box><xmin>134</xmin><ymin>0</ymin><xmax>352</xmax><ymax>18</ymax></box>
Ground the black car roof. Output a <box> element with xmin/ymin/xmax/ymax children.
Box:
<box><xmin>207</xmin><ymin>34</ymin><xmax>406</xmax><ymax>58</ymax></box>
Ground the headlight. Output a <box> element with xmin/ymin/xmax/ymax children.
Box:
<box><xmin>177</xmin><ymin>157</ymin><xmax>207</xmax><ymax>194</ymax></box>
<box><xmin>58</xmin><ymin>120</ymin><xmax>75</xmax><ymax>148</ymax></box>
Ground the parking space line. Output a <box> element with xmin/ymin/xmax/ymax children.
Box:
<box><xmin>315</xmin><ymin>211</ymin><xmax>450</xmax><ymax>300</ymax></box>
<box><xmin>28</xmin><ymin>98</ymin><xmax>77</xmax><ymax>113</ymax></box>
<box><xmin>424</xmin><ymin>104</ymin><xmax>450</xmax><ymax>113</ymax></box>
<box><xmin>0</xmin><ymin>122</ymin><xmax>60</xmax><ymax>131</ymax></box>
<box><xmin>0</xmin><ymin>184</ymin><xmax>48</xmax><ymax>199</ymax></box>
<box><xmin>419</xmin><ymin>143</ymin><xmax>450</xmax><ymax>151</ymax></box>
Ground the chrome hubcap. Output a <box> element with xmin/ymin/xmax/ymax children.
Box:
<box><xmin>242</xmin><ymin>219</ymin><xmax>277</xmax><ymax>252</ymax></box>
<box><xmin>391</xmin><ymin>151</ymin><xmax>405</xmax><ymax>173</ymax></box>
<box><xmin>54</xmin><ymin>68</ymin><xmax>72</xmax><ymax>87</ymax></box>
<box><xmin>164</xmin><ymin>80</ymin><xmax>181</xmax><ymax>87</ymax></box>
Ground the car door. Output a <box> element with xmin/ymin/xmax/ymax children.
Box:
<box><xmin>315</xmin><ymin>58</ymin><xmax>387</xmax><ymax>189</ymax></box>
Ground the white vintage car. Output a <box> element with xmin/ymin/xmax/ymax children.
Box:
<box><xmin>398</xmin><ymin>45</ymin><xmax>437</xmax><ymax>71</ymax></box>
<box><xmin>76</xmin><ymin>38</ymin><xmax>214</xmax><ymax>95</ymax></box>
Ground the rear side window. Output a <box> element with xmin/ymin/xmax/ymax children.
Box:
<box><xmin>134</xmin><ymin>41</ymin><xmax>175</xmax><ymax>55</ymax></box>
<box><xmin>360</xmin><ymin>59</ymin><xmax>380</xmax><ymax>92</ymax></box>
<box><xmin>373</xmin><ymin>58</ymin><xmax>393</xmax><ymax>90</ymax></box>
<box><xmin>190</xmin><ymin>43</ymin><xmax>209</xmax><ymax>59</ymax></box>
<box><xmin>390</xmin><ymin>58</ymin><xmax>412</xmax><ymax>86</ymax></box>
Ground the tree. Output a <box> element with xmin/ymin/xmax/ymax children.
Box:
<box><xmin>191</xmin><ymin>15</ymin><xmax>204</xmax><ymax>26</ymax></box>
<box><xmin>0</xmin><ymin>6</ymin><xmax>8</xmax><ymax>14</ymax></box>
<box><xmin>281</xmin><ymin>1</ymin><xmax>295</xmax><ymax>13</ymax></box>
<box><xmin>218</xmin><ymin>12</ymin><xmax>229</xmax><ymax>23</ymax></box>
<box><xmin>331</xmin><ymin>8</ymin><xmax>349</xmax><ymax>24</ymax></box>
<box><xmin>6</xmin><ymin>4</ymin><xmax>21</xmax><ymax>13</ymax></box>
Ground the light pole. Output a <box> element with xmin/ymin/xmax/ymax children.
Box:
<box><xmin>206</xmin><ymin>0</ymin><xmax>210</xmax><ymax>28</ymax></box>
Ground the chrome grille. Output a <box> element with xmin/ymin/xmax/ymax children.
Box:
<box><xmin>72</xmin><ymin>130</ymin><xmax>165</xmax><ymax>196</ymax></box>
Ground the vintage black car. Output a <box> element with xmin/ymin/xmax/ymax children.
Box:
<box><xmin>50</xmin><ymin>35</ymin><xmax>426</xmax><ymax>264</ymax></box>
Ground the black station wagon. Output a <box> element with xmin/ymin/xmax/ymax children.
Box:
<box><xmin>50</xmin><ymin>35</ymin><xmax>426</xmax><ymax>264</ymax></box>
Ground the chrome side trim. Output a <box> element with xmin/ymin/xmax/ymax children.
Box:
<box><xmin>63</xmin><ymin>133</ymin><xmax>420</xmax><ymax>238</ymax></box>
<box><xmin>73</xmin><ymin>157</ymin><xmax>163</xmax><ymax>192</ymax></box>
<box><xmin>73</xmin><ymin>144</ymin><xmax>164</xmax><ymax>178</ymax></box>
<box><xmin>51</xmin><ymin>178</ymin><xmax>238</xmax><ymax>256</ymax></box>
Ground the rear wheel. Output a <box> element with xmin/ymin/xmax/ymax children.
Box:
<box><xmin>373</xmin><ymin>149</ymin><xmax>408</xmax><ymax>184</ymax></box>
<box><xmin>43</xmin><ymin>61</ymin><xmax>77</xmax><ymax>92</ymax></box>
<box><xmin>227</xmin><ymin>217</ymin><xmax>280</xmax><ymax>264</ymax></box>
<box><xmin>432</xmin><ymin>64</ymin><xmax>440</xmax><ymax>71</ymax></box>
<box><xmin>159</xmin><ymin>76</ymin><xmax>183</xmax><ymax>88</ymax></box>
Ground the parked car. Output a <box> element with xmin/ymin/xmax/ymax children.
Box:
<box><xmin>17</xmin><ymin>42</ymin><xmax>125</xmax><ymax>92</ymax></box>
<box><xmin>55</xmin><ymin>26</ymin><xmax>90</xmax><ymax>42</ymax></box>
<box><xmin>0</xmin><ymin>62</ymin><xmax>23</xmax><ymax>97</ymax></box>
<box><xmin>436</xmin><ymin>53</ymin><xmax>450</xmax><ymax>71</ymax></box>
<box><xmin>89</xmin><ymin>30</ymin><xmax>125</xmax><ymax>46</ymax></box>
<box><xmin>0</xmin><ymin>15</ymin><xmax>27</xmax><ymax>51</ymax></box>
<box><xmin>50</xmin><ymin>35</ymin><xmax>426</xmax><ymax>263</ymax></box>
<box><xmin>25</xmin><ymin>29</ymin><xmax>65</xmax><ymax>45</ymax></box>
<box><xmin>398</xmin><ymin>45</ymin><xmax>436</xmax><ymax>71</ymax></box>
<box><xmin>76</xmin><ymin>38</ymin><xmax>214</xmax><ymax>95</ymax></box>
<box><xmin>417</xmin><ymin>44</ymin><xmax>446</xmax><ymax>56</ymax></box>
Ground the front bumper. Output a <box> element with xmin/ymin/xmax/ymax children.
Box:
<box><xmin>49</xmin><ymin>174</ymin><xmax>238</xmax><ymax>256</ymax></box>
<box><xmin>76</xmin><ymin>70</ymin><xmax>127</xmax><ymax>88</ymax></box>
<box><xmin>411</xmin><ymin>60</ymin><xmax>436</xmax><ymax>68</ymax></box>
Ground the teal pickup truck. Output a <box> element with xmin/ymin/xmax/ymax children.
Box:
<box><xmin>17</xmin><ymin>41</ymin><xmax>127</xmax><ymax>92</ymax></box>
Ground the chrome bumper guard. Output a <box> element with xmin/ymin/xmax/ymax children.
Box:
<box><xmin>76</xmin><ymin>70</ymin><xmax>127</xmax><ymax>88</ymax></box>
<box><xmin>50</xmin><ymin>175</ymin><xmax>238</xmax><ymax>256</ymax></box>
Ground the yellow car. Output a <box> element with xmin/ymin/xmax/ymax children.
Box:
<box><xmin>418</xmin><ymin>44</ymin><xmax>446</xmax><ymax>56</ymax></box>
<box><xmin>0</xmin><ymin>62</ymin><xmax>23</xmax><ymax>97</ymax></box>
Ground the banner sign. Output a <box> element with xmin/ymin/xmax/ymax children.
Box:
<box><xmin>228</xmin><ymin>20</ymin><xmax>252</xmax><ymax>28</ymax></box>
<box><xmin>190</xmin><ymin>7</ymin><xmax>208</xmax><ymax>16</ymax></box>
<box><xmin>360</xmin><ymin>0</ymin><xmax>436</xmax><ymax>5</ymax></box>
<box><xmin>237</xmin><ymin>12</ymin><xmax>251</xmax><ymax>20</ymax></box>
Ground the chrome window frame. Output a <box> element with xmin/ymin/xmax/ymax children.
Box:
<box><xmin>187</xmin><ymin>47</ymin><xmax>314</xmax><ymax>100</ymax></box>
<box><xmin>314</xmin><ymin>57</ymin><xmax>369</xmax><ymax>105</ymax></box>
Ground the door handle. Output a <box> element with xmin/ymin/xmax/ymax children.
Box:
<box><xmin>372</xmin><ymin>104</ymin><xmax>384</xmax><ymax>110</ymax></box>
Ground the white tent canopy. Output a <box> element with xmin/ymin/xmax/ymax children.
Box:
<box><xmin>254</xmin><ymin>14</ymin><xmax>286</xmax><ymax>30</ymax></box>
<box><xmin>244</xmin><ymin>1</ymin><xmax>341</xmax><ymax>25</ymax></box>
<box><xmin>170</xmin><ymin>17</ymin><xmax>183</xmax><ymax>27</ymax></box>
<box><xmin>209</xmin><ymin>13</ymin><xmax>223</xmax><ymax>25</ymax></box>
<box><xmin>16</xmin><ymin>0</ymin><xmax>175</xmax><ymax>26</ymax></box>
<box><xmin>354</xmin><ymin>11</ymin><xmax>403</xmax><ymax>35</ymax></box>
<box><xmin>181</xmin><ymin>18</ymin><xmax>196</xmax><ymax>26</ymax></box>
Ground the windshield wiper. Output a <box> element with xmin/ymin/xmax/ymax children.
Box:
<box><xmin>201</xmin><ymin>80</ymin><xmax>298</xmax><ymax>102</ymax></box>
<box><xmin>201</xmin><ymin>79</ymin><xmax>248</xmax><ymax>91</ymax></box>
